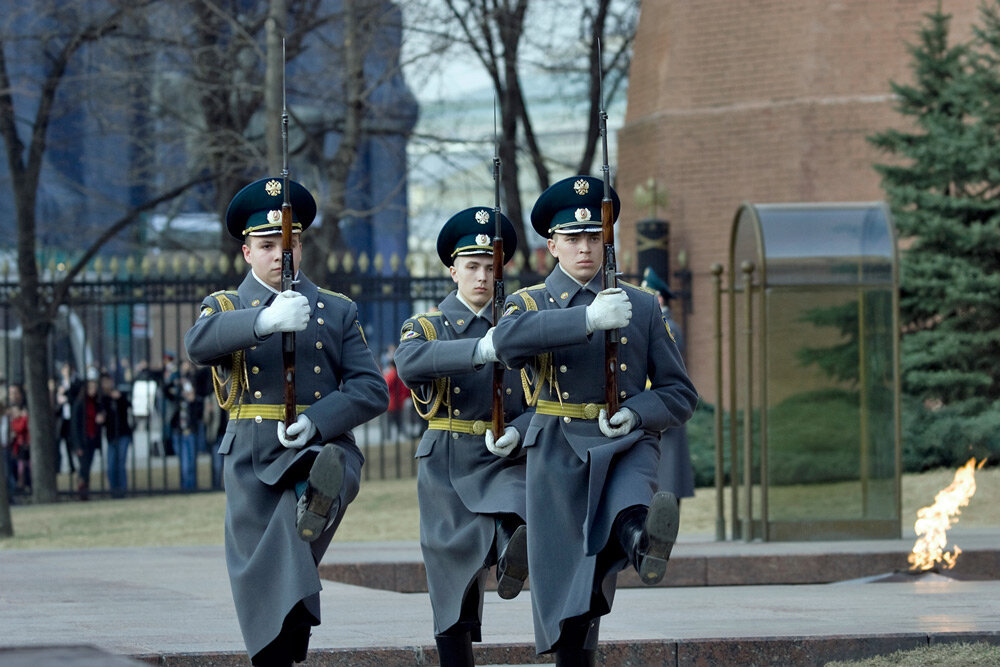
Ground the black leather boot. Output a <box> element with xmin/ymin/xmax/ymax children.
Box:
<box><xmin>296</xmin><ymin>444</ymin><xmax>345</xmax><ymax>542</ymax></box>
<box><xmin>614</xmin><ymin>491</ymin><xmax>680</xmax><ymax>585</ymax></box>
<box><xmin>435</xmin><ymin>629</ymin><xmax>475</xmax><ymax>667</ymax></box>
<box><xmin>554</xmin><ymin>616</ymin><xmax>598</xmax><ymax>667</ymax></box>
<box><xmin>554</xmin><ymin>646</ymin><xmax>596</xmax><ymax>667</ymax></box>
<box><xmin>494</xmin><ymin>514</ymin><xmax>528</xmax><ymax>599</ymax></box>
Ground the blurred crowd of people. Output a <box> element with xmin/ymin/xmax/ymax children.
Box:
<box><xmin>2</xmin><ymin>351</ymin><xmax>229</xmax><ymax>502</ymax></box>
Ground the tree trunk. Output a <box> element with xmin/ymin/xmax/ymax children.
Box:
<box><xmin>24</xmin><ymin>315</ymin><xmax>57</xmax><ymax>504</ymax></box>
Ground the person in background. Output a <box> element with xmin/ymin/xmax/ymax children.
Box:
<box><xmin>100</xmin><ymin>373</ymin><xmax>133</xmax><ymax>499</ymax></box>
<box><xmin>171</xmin><ymin>378</ymin><xmax>201</xmax><ymax>490</ymax></box>
<box><xmin>8</xmin><ymin>384</ymin><xmax>29</xmax><ymax>495</ymax></box>
<box><xmin>71</xmin><ymin>369</ymin><xmax>104</xmax><ymax>501</ymax></box>
<box><xmin>642</xmin><ymin>267</ymin><xmax>695</xmax><ymax>504</ymax></box>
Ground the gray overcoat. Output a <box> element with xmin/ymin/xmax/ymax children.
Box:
<box><xmin>394</xmin><ymin>291</ymin><xmax>529</xmax><ymax>637</ymax></box>
<box><xmin>184</xmin><ymin>271</ymin><xmax>388</xmax><ymax>659</ymax></box>
<box><xmin>657</xmin><ymin>310</ymin><xmax>695</xmax><ymax>497</ymax></box>
<box><xmin>493</xmin><ymin>267</ymin><xmax>698</xmax><ymax>653</ymax></box>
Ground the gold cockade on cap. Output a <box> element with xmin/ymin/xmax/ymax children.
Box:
<box><xmin>573</xmin><ymin>179</ymin><xmax>589</xmax><ymax>195</ymax></box>
<box><xmin>574</xmin><ymin>208</ymin><xmax>592</xmax><ymax>222</ymax></box>
<box><xmin>475</xmin><ymin>210</ymin><xmax>490</xmax><ymax>224</ymax></box>
<box><xmin>265</xmin><ymin>180</ymin><xmax>282</xmax><ymax>197</ymax></box>
<box><xmin>476</xmin><ymin>233</ymin><xmax>490</xmax><ymax>245</ymax></box>
<box><xmin>267</xmin><ymin>210</ymin><xmax>282</xmax><ymax>223</ymax></box>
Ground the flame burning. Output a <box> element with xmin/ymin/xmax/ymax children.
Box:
<box><xmin>907</xmin><ymin>458</ymin><xmax>984</xmax><ymax>571</ymax></box>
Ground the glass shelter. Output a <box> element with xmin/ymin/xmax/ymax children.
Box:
<box><xmin>719</xmin><ymin>202</ymin><xmax>901</xmax><ymax>541</ymax></box>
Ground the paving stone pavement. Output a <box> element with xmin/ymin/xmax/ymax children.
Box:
<box><xmin>1</xmin><ymin>529</ymin><xmax>998</xmax><ymax>665</ymax></box>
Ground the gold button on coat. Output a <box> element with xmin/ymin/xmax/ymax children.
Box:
<box><xmin>315</xmin><ymin>342</ymin><xmax>323</xmax><ymax>349</ymax></box>
<box><xmin>314</xmin><ymin>391</ymin><xmax>322</xmax><ymax>399</ymax></box>
<box><xmin>559</xmin><ymin>365</ymin><xmax>568</xmax><ymax>373</ymax></box>
<box><xmin>317</xmin><ymin>318</ymin><xmax>324</xmax><ymax>325</ymax></box>
<box><xmin>314</xmin><ymin>366</ymin><xmax>321</xmax><ymax>374</ymax></box>
<box><xmin>254</xmin><ymin>416</ymin><xmax>262</xmax><ymax>423</ymax></box>
<box><xmin>620</xmin><ymin>363</ymin><xmax>627</xmax><ymax>371</ymax></box>
<box><xmin>252</xmin><ymin>366</ymin><xmax>260</xmax><ymax>374</ymax></box>
<box><xmin>561</xmin><ymin>391</ymin><xmax>569</xmax><ymax>399</ymax></box>
<box><xmin>563</xmin><ymin>416</ymin><xmax>572</xmax><ymax>423</ymax></box>
<box><xmin>254</xmin><ymin>391</ymin><xmax>262</xmax><ymax>399</ymax></box>
<box><xmin>453</xmin><ymin>409</ymin><xmax>461</xmax><ymax>416</ymax></box>
<box><xmin>621</xmin><ymin>336</ymin><xmax>628</xmax><ymax>344</ymax></box>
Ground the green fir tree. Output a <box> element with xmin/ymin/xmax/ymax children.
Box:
<box><xmin>869</xmin><ymin>5</ymin><xmax>1000</xmax><ymax>468</ymax></box>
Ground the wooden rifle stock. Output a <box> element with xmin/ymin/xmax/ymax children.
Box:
<box><xmin>599</xmin><ymin>68</ymin><xmax>619</xmax><ymax>415</ymax></box>
<box><xmin>280</xmin><ymin>38</ymin><xmax>295</xmax><ymax>429</ymax></box>
<box><xmin>602</xmin><ymin>195</ymin><xmax>619</xmax><ymax>415</ymax></box>
<box><xmin>281</xmin><ymin>200</ymin><xmax>296</xmax><ymax>429</ymax></box>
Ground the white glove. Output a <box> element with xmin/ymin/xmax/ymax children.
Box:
<box><xmin>255</xmin><ymin>291</ymin><xmax>310</xmax><ymax>336</ymax></box>
<box><xmin>277</xmin><ymin>414</ymin><xmax>317</xmax><ymax>448</ymax></box>
<box><xmin>599</xmin><ymin>407</ymin><xmax>638</xmax><ymax>438</ymax></box>
<box><xmin>472</xmin><ymin>327</ymin><xmax>498</xmax><ymax>365</ymax></box>
<box><xmin>485</xmin><ymin>425</ymin><xmax>520</xmax><ymax>457</ymax></box>
<box><xmin>585</xmin><ymin>288</ymin><xmax>631</xmax><ymax>333</ymax></box>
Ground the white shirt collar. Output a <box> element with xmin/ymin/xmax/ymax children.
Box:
<box><xmin>456</xmin><ymin>292</ymin><xmax>490</xmax><ymax>318</ymax></box>
<box><xmin>557</xmin><ymin>263</ymin><xmax>600</xmax><ymax>291</ymax></box>
<box><xmin>251</xmin><ymin>269</ymin><xmax>299</xmax><ymax>295</ymax></box>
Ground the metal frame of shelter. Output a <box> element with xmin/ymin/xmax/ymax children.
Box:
<box><xmin>712</xmin><ymin>202</ymin><xmax>902</xmax><ymax>542</ymax></box>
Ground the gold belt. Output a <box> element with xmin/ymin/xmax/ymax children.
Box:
<box><xmin>229</xmin><ymin>404</ymin><xmax>310</xmax><ymax>421</ymax></box>
<box><xmin>426</xmin><ymin>417</ymin><xmax>489</xmax><ymax>435</ymax></box>
<box><xmin>535</xmin><ymin>399</ymin><xmax>606</xmax><ymax>420</ymax></box>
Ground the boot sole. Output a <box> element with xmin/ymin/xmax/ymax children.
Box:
<box><xmin>297</xmin><ymin>445</ymin><xmax>345</xmax><ymax>542</ymax></box>
<box><xmin>639</xmin><ymin>491</ymin><xmax>679</xmax><ymax>584</ymax></box>
<box><xmin>496</xmin><ymin>524</ymin><xmax>529</xmax><ymax>599</ymax></box>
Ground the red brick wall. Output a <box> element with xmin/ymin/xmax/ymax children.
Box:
<box><xmin>618</xmin><ymin>0</ymin><xmax>980</xmax><ymax>403</ymax></box>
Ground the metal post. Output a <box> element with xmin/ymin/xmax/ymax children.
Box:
<box><xmin>711</xmin><ymin>263</ymin><xmax>725</xmax><ymax>541</ymax></box>
<box><xmin>741</xmin><ymin>260</ymin><xmax>755</xmax><ymax>542</ymax></box>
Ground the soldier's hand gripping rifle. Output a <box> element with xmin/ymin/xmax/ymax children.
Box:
<box><xmin>491</xmin><ymin>99</ymin><xmax>505</xmax><ymax>437</ymax></box>
<box><xmin>598</xmin><ymin>42</ymin><xmax>620</xmax><ymax>415</ymax></box>
<box><xmin>280</xmin><ymin>40</ymin><xmax>296</xmax><ymax>430</ymax></box>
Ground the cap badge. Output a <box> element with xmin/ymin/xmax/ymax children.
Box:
<box><xmin>475</xmin><ymin>210</ymin><xmax>490</xmax><ymax>224</ymax></box>
<box><xmin>265</xmin><ymin>179</ymin><xmax>282</xmax><ymax>197</ymax></box>
<box><xmin>575</xmin><ymin>208</ymin><xmax>592</xmax><ymax>222</ymax></box>
<box><xmin>475</xmin><ymin>233</ymin><xmax>490</xmax><ymax>245</ymax></box>
<box><xmin>573</xmin><ymin>179</ymin><xmax>590</xmax><ymax>195</ymax></box>
<box><xmin>267</xmin><ymin>210</ymin><xmax>282</xmax><ymax>223</ymax></box>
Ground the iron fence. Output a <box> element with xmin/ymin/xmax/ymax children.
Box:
<box><xmin>1</xmin><ymin>252</ymin><xmax>561</xmax><ymax>499</ymax></box>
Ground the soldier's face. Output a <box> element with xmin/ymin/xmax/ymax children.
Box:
<box><xmin>243</xmin><ymin>234</ymin><xmax>302</xmax><ymax>290</ymax></box>
<box><xmin>547</xmin><ymin>232</ymin><xmax>603</xmax><ymax>283</ymax></box>
<box><xmin>450</xmin><ymin>255</ymin><xmax>494</xmax><ymax>310</ymax></box>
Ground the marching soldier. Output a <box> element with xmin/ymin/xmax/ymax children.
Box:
<box><xmin>184</xmin><ymin>177</ymin><xmax>389</xmax><ymax>667</ymax></box>
<box><xmin>493</xmin><ymin>176</ymin><xmax>698</xmax><ymax>665</ymax></box>
<box><xmin>394</xmin><ymin>207</ymin><xmax>530</xmax><ymax>666</ymax></box>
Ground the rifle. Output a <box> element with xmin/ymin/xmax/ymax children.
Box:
<box><xmin>598</xmin><ymin>40</ymin><xmax>620</xmax><ymax>415</ymax></box>
<box><xmin>280</xmin><ymin>39</ymin><xmax>296</xmax><ymax>429</ymax></box>
<box><xmin>491</xmin><ymin>97</ymin><xmax>505</xmax><ymax>437</ymax></box>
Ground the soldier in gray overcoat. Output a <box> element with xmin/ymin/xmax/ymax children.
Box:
<box><xmin>184</xmin><ymin>177</ymin><xmax>389</xmax><ymax>667</ymax></box>
<box><xmin>642</xmin><ymin>267</ymin><xmax>696</xmax><ymax>501</ymax></box>
<box><xmin>394</xmin><ymin>208</ymin><xmax>530</xmax><ymax>666</ymax></box>
<box><xmin>493</xmin><ymin>176</ymin><xmax>699</xmax><ymax>665</ymax></box>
